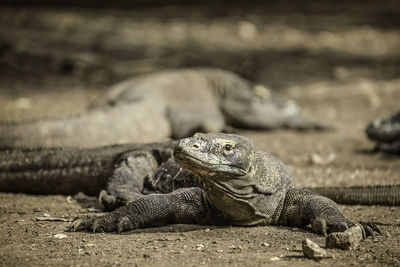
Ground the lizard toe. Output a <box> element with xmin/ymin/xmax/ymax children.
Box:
<box><xmin>92</xmin><ymin>216</ymin><xmax>117</xmax><ymax>233</ymax></box>
<box><xmin>312</xmin><ymin>215</ymin><xmax>353</xmax><ymax>235</ymax></box>
<box><xmin>116</xmin><ymin>216</ymin><xmax>136</xmax><ymax>234</ymax></box>
<box><xmin>311</xmin><ymin>218</ymin><xmax>328</xmax><ymax>236</ymax></box>
<box><xmin>67</xmin><ymin>216</ymin><xmax>96</xmax><ymax>232</ymax></box>
<box><xmin>359</xmin><ymin>221</ymin><xmax>382</xmax><ymax>241</ymax></box>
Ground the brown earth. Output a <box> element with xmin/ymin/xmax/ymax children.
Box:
<box><xmin>0</xmin><ymin>2</ymin><xmax>399</xmax><ymax>266</ymax></box>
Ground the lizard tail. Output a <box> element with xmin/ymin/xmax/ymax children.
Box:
<box><xmin>307</xmin><ymin>184</ymin><xmax>400</xmax><ymax>206</ymax></box>
<box><xmin>0</xmin><ymin>141</ymin><xmax>175</xmax><ymax>196</ymax></box>
<box><xmin>0</xmin><ymin>147</ymin><xmax>109</xmax><ymax>195</ymax></box>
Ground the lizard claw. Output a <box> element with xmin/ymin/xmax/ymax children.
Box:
<box><xmin>92</xmin><ymin>219</ymin><xmax>106</xmax><ymax>233</ymax></box>
<box><xmin>311</xmin><ymin>217</ymin><xmax>328</xmax><ymax>236</ymax></box>
<box><xmin>311</xmin><ymin>215</ymin><xmax>352</xmax><ymax>236</ymax></box>
<box><xmin>116</xmin><ymin>216</ymin><xmax>136</xmax><ymax>234</ymax></box>
<box><xmin>89</xmin><ymin>216</ymin><xmax>119</xmax><ymax>233</ymax></box>
<box><xmin>66</xmin><ymin>213</ymin><xmax>138</xmax><ymax>234</ymax></box>
<box><xmin>66</xmin><ymin>216</ymin><xmax>96</xmax><ymax>232</ymax></box>
<box><xmin>358</xmin><ymin>221</ymin><xmax>382</xmax><ymax>241</ymax></box>
<box><xmin>66</xmin><ymin>215</ymin><xmax>114</xmax><ymax>233</ymax></box>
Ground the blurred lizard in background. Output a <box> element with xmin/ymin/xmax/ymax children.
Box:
<box><xmin>0</xmin><ymin>68</ymin><xmax>333</xmax><ymax>148</ymax></box>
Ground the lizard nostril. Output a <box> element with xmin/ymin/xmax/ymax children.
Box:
<box><xmin>193</xmin><ymin>144</ymin><xmax>200</xmax><ymax>149</ymax></box>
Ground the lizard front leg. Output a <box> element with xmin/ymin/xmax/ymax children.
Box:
<box><xmin>144</xmin><ymin>157</ymin><xmax>199</xmax><ymax>194</ymax></box>
<box><xmin>99</xmin><ymin>151</ymin><xmax>158</xmax><ymax>211</ymax></box>
<box><xmin>278</xmin><ymin>187</ymin><xmax>354</xmax><ymax>236</ymax></box>
<box><xmin>70</xmin><ymin>187</ymin><xmax>224</xmax><ymax>233</ymax></box>
<box><xmin>278</xmin><ymin>188</ymin><xmax>381</xmax><ymax>238</ymax></box>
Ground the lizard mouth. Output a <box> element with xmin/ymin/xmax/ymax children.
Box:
<box><xmin>174</xmin><ymin>151</ymin><xmax>246</xmax><ymax>176</ymax></box>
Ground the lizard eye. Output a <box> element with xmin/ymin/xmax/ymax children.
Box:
<box><xmin>224</xmin><ymin>144</ymin><xmax>233</xmax><ymax>151</ymax></box>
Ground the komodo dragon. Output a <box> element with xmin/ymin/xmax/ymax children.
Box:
<box><xmin>0</xmin><ymin>133</ymin><xmax>397</xmax><ymax>235</ymax></box>
<box><xmin>66</xmin><ymin>133</ymin><xmax>386</xmax><ymax>236</ymax></box>
<box><xmin>366</xmin><ymin>110</ymin><xmax>400</xmax><ymax>154</ymax></box>
<box><xmin>0</xmin><ymin>68</ymin><xmax>332</xmax><ymax>148</ymax></box>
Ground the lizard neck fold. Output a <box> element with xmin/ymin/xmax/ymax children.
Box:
<box><xmin>198</xmin><ymin>175</ymin><xmax>268</xmax><ymax>225</ymax></box>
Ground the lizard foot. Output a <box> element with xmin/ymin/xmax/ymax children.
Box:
<box><xmin>66</xmin><ymin>216</ymin><xmax>97</xmax><ymax>232</ymax></box>
<box><xmin>325</xmin><ymin>222</ymin><xmax>383</xmax><ymax>249</ymax></box>
<box><xmin>66</xmin><ymin>214</ymin><xmax>138</xmax><ymax>233</ymax></box>
<box><xmin>358</xmin><ymin>221</ymin><xmax>383</xmax><ymax>241</ymax></box>
<box><xmin>311</xmin><ymin>215</ymin><xmax>354</xmax><ymax>236</ymax></box>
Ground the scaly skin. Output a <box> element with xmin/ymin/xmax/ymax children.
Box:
<box><xmin>308</xmin><ymin>185</ymin><xmax>400</xmax><ymax>206</ymax></box>
<box><xmin>66</xmin><ymin>133</ymin><xmax>377</xmax><ymax>238</ymax></box>
<box><xmin>0</xmin><ymin>68</ymin><xmax>333</xmax><ymax>148</ymax></box>
<box><xmin>0</xmin><ymin>141</ymin><xmax>177</xmax><ymax>210</ymax></box>
<box><xmin>2</xmin><ymin>137</ymin><xmax>397</xmax><ymax>211</ymax></box>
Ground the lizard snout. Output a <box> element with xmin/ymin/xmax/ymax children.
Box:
<box><xmin>173</xmin><ymin>138</ymin><xmax>193</xmax><ymax>158</ymax></box>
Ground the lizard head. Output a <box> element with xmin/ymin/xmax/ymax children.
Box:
<box><xmin>173</xmin><ymin>132</ymin><xmax>252</xmax><ymax>179</ymax></box>
<box><xmin>220</xmin><ymin>84</ymin><xmax>299</xmax><ymax>129</ymax></box>
<box><xmin>173</xmin><ymin>132</ymin><xmax>293</xmax><ymax>225</ymax></box>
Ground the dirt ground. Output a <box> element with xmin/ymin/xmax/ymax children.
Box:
<box><xmin>0</xmin><ymin>2</ymin><xmax>399</xmax><ymax>266</ymax></box>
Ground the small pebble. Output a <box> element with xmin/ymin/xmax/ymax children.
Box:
<box><xmin>309</xmin><ymin>153</ymin><xmax>336</xmax><ymax>165</ymax></box>
<box><xmin>302</xmin><ymin>239</ymin><xmax>327</xmax><ymax>259</ymax></box>
<box><xmin>326</xmin><ymin>225</ymin><xmax>363</xmax><ymax>250</ymax></box>
<box><xmin>53</xmin><ymin>233</ymin><xmax>68</xmax><ymax>239</ymax></box>
<box><xmin>196</xmin><ymin>244</ymin><xmax>204</xmax><ymax>251</ymax></box>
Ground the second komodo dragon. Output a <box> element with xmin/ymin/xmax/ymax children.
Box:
<box><xmin>0</xmin><ymin>68</ymin><xmax>332</xmax><ymax>148</ymax></box>
<box><xmin>366</xmin><ymin>110</ymin><xmax>400</xmax><ymax>154</ymax></box>
<box><xmin>1</xmin><ymin>133</ymin><xmax>396</xmax><ymax>236</ymax></box>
